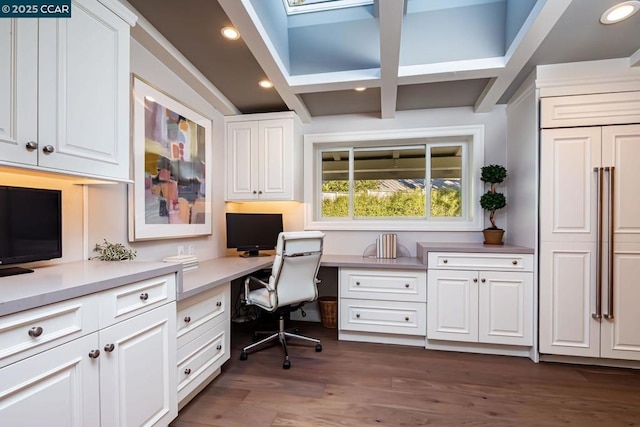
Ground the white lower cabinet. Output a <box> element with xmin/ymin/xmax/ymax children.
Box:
<box><xmin>0</xmin><ymin>272</ymin><xmax>178</xmax><ymax>427</ymax></box>
<box><xmin>339</xmin><ymin>268</ymin><xmax>427</xmax><ymax>345</ymax></box>
<box><xmin>427</xmin><ymin>252</ymin><xmax>534</xmax><ymax>347</ymax></box>
<box><xmin>176</xmin><ymin>284</ymin><xmax>230</xmax><ymax>409</ymax></box>
<box><xmin>0</xmin><ymin>333</ymin><xmax>101</xmax><ymax>426</ymax></box>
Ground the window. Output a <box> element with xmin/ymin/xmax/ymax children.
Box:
<box><xmin>304</xmin><ymin>126</ymin><xmax>484</xmax><ymax>231</ymax></box>
<box><xmin>283</xmin><ymin>0</ymin><xmax>373</xmax><ymax>15</ymax></box>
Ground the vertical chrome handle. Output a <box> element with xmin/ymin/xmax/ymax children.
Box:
<box><xmin>604</xmin><ymin>167</ymin><xmax>615</xmax><ymax>320</ymax></box>
<box><xmin>592</xmin><ymin>167</ymin><xmax>603</xmax><ymax>320</ymax></box>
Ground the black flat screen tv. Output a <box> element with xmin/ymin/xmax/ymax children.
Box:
<box><xmin>226</xmin><ymin>212</ymin><xmax>283</xmax><ymax>257</ymax></box>
<box><xmin>0</xmin><ymin>186</ymin><xmax>62</xmax><ymax>277</ymax></box>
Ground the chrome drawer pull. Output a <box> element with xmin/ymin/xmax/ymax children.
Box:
<box><xmin>28</xmin><ymin>326</ymin><xmax>43</xmax><ymax>338</ymax></box>
<box><xmin>184</xmin><ymin>316</ymin><xmax>191</xmax><ymax>323</ymax></box>
<box><xmin>404</xmin><ymin>317</ymin><xmax>409</xmax><ymax>321</ymax></box>
<box><xmin>404</xmin><ymin>283</ymin><xmax>410</xmax><ymax>288</ymax></box>
<box><xmin>443</xmin><ymin>259</ymin><xmax>448</xmax><ymax>264</ymax></box>
<box><xmin>216</xmin><ymin>301</ymin><xmax>222</xmax><ymax>307</ymax></box>
<box><xmin>356</xmin><ymin>281</ymin><xmax>360</xmax><ymax>286</ymax></box>
<box><xmin>512</xmin><ymin>260</ymin><xmax>518</xmax><ymax>265</ymax></box>
<box><xmin>481</xmin><ymin>278</ymin><xmax>486</xmax><ymax>283</ymax></box>
<box><xmin>184</xmin><ymin>368</ymin><xmax>191</xmax><ymax>375</ymax></box>
<box><xmin>217</xmin><ymin>344</ymin><xmax>222</xmax><ymax>351</ymax></box>
<box><xmin>104</xmin><ymin>343</ymin><xmax>115</xmax><ymax>352</ymax></box>
<box><xmin>473</xmin><ymin>278</ymin><xmax>478</xmax><ymax>283</ymax></box>
<box><xmin>356</xmin><ymin>313</ymin><xmax>360</xmax><ymax>318</ymax></box>
<box><xmin>88</xmin><ymin>349</ymin><xmax>100</xmax><ymax>359</ymax></box>
<box><xmin>140</xmin><ymin>292</ymin><xmax>149</xmax><ymax>301</ymax></box>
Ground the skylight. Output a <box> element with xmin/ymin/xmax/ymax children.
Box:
<box><xmin>283</xmin><ymin>0</ymin><xmax>373</xmax><ymax>15</ymax></box>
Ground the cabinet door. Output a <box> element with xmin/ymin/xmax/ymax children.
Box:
<box><xmin>539</xmin><ymin>241</ymin><xmax>600</xmax><ymax>357</ymax></box>
<box><xmin>0</xmin><ymin>19</ymin><xmax>38</xmax><ymax>166</ymax></box>
<box><xmin>37</xmin><ymin>0</ymin><xmax>130</xmax><ymax>180</ymax></box>
<box><xmin>226</xmin><ymin>121</ymin><xmax>259</xmax><ymax>200</ymax></box>
<box><xmin>540</xmin><ymin>127</ymin><xmax>601</xmax><ymax>243</ymax></box>
<box><xmin>99</xmin><ymin>303</ymin><xmax>177</xmax><ymax>427</ymax></box>
<box><xmin>258</xmin><ymin>119</ymin><xmax>293</xmax><ymax>200</ymax></box>
<box><xmin>0</xmin><ymin>333</ymin><xmax>100</xmax><ymax>427</ymax></box>
<box><xmin>478</xmin><ymin>271</ymin><xmax>532</xmax><ymax>346</ymax></box>
<box><xmin>427</xmin><ymin>269</ymin><xmax>478</xmax><ymax>342</ymax></box>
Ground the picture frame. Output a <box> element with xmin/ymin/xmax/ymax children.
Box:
<box><xmin>128</xmin><ymin>75</ymin><xmax>212</xmax><ymax>241</ymax></box>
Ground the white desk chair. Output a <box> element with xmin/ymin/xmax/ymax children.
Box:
<box><xmin>239</xmin><ymin>231</ymin><xmax>325</xmax><ymax>369</ymax></box>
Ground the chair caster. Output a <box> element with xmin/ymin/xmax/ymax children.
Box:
<box><xmin>240</xmin><ymin>352</ymin><xmax>248</xmax><ymax>361</ymax></box>
<box><xmin>315</xmin><ymin>344</ymin><xmax>322</xmax><ymax>352</ymax></box>
<box><xmin>283</xmin><ymin>360</ymin><xmax>291</xmax><ymax>369</ymax></box>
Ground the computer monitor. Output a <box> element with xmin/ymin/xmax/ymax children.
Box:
<box><xmin>225</xmin><ymin>212</ymin><xmax>283</xmax><ymax>257</ymax></box>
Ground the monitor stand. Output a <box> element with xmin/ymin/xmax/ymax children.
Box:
<box><xmin>239</xmin><ymin>250</ymin><xmax>269</xmax><ymax>258</ymax></box>
<box><xmin>0</xmin><ymin>266</ymin><xmax>34</xmax><ymax>277</ymax></box>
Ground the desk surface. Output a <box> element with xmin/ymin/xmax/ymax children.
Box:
<box><xmin>178</xmin><ymin>254</ymin><xmax>426</xmax><ymax>301</ymax></box>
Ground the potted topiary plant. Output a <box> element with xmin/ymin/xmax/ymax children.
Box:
<box><xmin>480</xmin><ymin>164</ymin><xmax>507</xmax><ymax>245</ymax></box>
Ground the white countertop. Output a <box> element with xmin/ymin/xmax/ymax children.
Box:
<box><xmin>0</xmin><ymin>260</ymin><xmax>180</xmax><ymax>316</ymax></box>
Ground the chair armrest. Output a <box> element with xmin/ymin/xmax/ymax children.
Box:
<box><xmin>243</xmin><ymin>275</ymin><xmax>272</xmax><ymax>304</ymax></box>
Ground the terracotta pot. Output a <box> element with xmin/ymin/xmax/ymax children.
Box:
<box><xmin>483</xmin><ymin>228</ymin><xmax>504</xmax><ymax>245</ymax></box>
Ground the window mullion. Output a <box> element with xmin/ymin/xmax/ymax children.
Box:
<box><xmin>348</xmin><ymin>148</ymin><xmax>354</xmax><ymax>219</ymax></box>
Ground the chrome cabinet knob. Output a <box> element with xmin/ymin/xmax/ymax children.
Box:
<box><xmin>88</xmin><ymin>349</ymin><xmax>100</xmax><ymax>359</ymax></box>
<box><xmin>140</xmin><ymin>292</ymin><xmax>149</xmax><ymax>301</ymax></box>
<box><xmin>28</xmin><ymin>326</ymin><xmax>43</xmax><ymax>337</ymax></box>
<box><xmin>25</xmin><ymin>141</ymin><xmax>38</xmax><ymax>151</ymax></box>
<box><xmin>216</xmin><ymin>301</ymin><xmax>222</xmax><ymax>307</ymax></box>
<box><xmin>481</xmin><ymin>278</ymin><xmax>486</xmax><ymax>283</ymax></box>
<box><xmin>443</xmin><ymin>259</ymin><xmax>448</xmax><ymax>264</ymax></box>
<box><xmin>512</xmin><ymin>260</ymin><xmax>518</xmax><ymax>265</ymax></box>
<box><xmin>184</xmin><ymin>316</ymin><xmax>191</xmax><ymax>323</ymax></box>
<box><xmin>473</xmin><ymin>278</ymin><xmax>478</xmax><ymax>283</ymax></box>
<box><xmin>104</xmin><ymin>343</ymin><xmax>115</xmax><ymax>352</ymax></box>
<box><xmin>184</xmin><ymin>368</ymin><xmax>191</xmax><ymax>375</ymax></box>
<box><xmin>404</xmin><ymin>317</ymin><xmax>409</xmax><ymax>321</ymax></box>
<box><xmin>252</xmin><ymin>190</ymin><xmax>257</xmax><ymax>194</ymax></box>
<box><xmin>356</xmin><ymin>313</ymin><xmax>360</xmax><ymax>318</ymax></box>
<box><xmin>216</xmin><ymin>344</ymin><xmax>222</xmax><ymax>351</ymax></box>
<box><xmin>404</xmin><ymin>283</ymin><xmax>410</xmax><ymax>288</ymax></box>
<box><xmin>42</xmin><ymin>145</ymin><xmax>55</xmax><ymax>154</ymax></box>
<box><xmin>258</xmin><ymin>190</ymin><xmax>263</xmax><ymax>194</ymax></box>
<box><xmin>356</xmin><ymin>281</ymin><xmax>360</xmax><ymax>286</ymax></box>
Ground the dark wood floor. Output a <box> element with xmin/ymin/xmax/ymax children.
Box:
<box><xmin>171</xmin><ymin>320</ymin><xmax>640</xmax><ymax>426</ymax></box>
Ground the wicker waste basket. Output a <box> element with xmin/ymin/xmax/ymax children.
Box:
<box><xmin>318</xmin><ymin>296</ymin><xmax>338</xmax><ymax>328</ymax></box>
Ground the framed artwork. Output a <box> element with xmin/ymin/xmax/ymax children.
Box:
<box><xmin>128</xmin><ymin>76</ymin><xmax>212</xmax><ymax>241</ymax></box>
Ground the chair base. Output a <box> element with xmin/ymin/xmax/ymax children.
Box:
<box><xmin>240</xmin><ymin>316</ymin><xmax>322</xmax><ymax>369</ymax></box>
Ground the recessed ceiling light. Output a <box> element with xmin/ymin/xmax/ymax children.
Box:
<box><xmin>600</xmin><ymin>1</ymin><xmax>640</xmax><ymax>24</ymax></box>
<box><xmin>354</xmin><ymin>87</ymin><xmax>366</xmax><ymax>92</ymax></box>
<box><xmin>258</xmin><ymin>79</ymin><xmax>273</xmax><ymax>89</ymax></box>
<box><xmin>221</xmin><ymin>26</ymin><xmax>240</xmax><ymax>40</ymax></box>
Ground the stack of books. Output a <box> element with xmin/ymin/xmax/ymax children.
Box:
<box><xmin>163</xmin><ymin>254</ymin><xmax>199</xmax><ymax>271</ymax></box>
<box><xmin>376</xmin><ymin>233</ymin><xmax>397</xmax><ymax>259</ymax></box>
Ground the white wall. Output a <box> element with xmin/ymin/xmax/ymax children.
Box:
<box><xmin>506</xmin><ymin>72</ymin><xmax>538</xmax><ymax>248</ymax></box>
<box><xmin>87</xmin><ymin>40</ymin><xmax>227</xmax><ymax>262</ymax></box>
<box><xmin>299</xmin><ymin>106</ymin><xmax>508</xmax><ymax>256</ymax></box>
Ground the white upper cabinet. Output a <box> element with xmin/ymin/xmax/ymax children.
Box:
<box><xmin>226</xmin><ymin>112</ymin><xmax>303</xmax><ymax>201</ymax></box>
<box><xmin>0</xmin><ymin>0</ymin><xmax>135</xmax><ymax>181</ymax></box>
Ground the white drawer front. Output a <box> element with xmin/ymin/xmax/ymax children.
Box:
<box><xmin>99</xmin><ymin>273</ymin><xmax>176</xmax><ymax>328</ymax></box>
<box><xmin>0</xmin><ymin>295</ymin><xmax>99</xmax><ymax>368</ymax></box>
<box><xmin>177</xmin><ymin>285</ymin><xmax>228</xmax><ymax>349</ymax></box>
<box><xmin>339</xmin><ymin>298</ymin><xmax>426</xmax><ymax>336</ymax></box>
<box><xmin>427</xmin><ymin>252</ymin><xmax>534</xmax><ymax>272</ymax></box>
<box><xmin>177</xmin><ymin>326</ymin><xmax>228</xmax><ymax>401</ymax></box>
<box><xmin>340</xmin><ymin>269</ymin><xmax>426</xmax><ymax>302</ymax></box>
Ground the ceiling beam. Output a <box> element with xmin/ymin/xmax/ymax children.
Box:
<box><xmin>218</xmin><ymin>0</ymin><xmax>312</xmax><ymax>123</ymax></box>
<box><xmin>474</xmin><ymin>0</ymin><xmax>573</xmax><ymax>113</ymax></box>
<box><xmin>377</xmin><ymin>0</ymin><xmax>405</xmax><ymax>119</ymax></box>
<box><xmin>398</xmin><ymin>57</ymin><xmax>504</xmax><ymax>85</ymax></box>
<box><xmin>288</xmin><ymin>68</ymin><xmax>381</xmax><ymax>93</ymax></box>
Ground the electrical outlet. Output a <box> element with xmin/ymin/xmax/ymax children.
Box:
<box><xmin>188</xmin><ymin>245</ymin><xmax>195</xmax><ymax>256</ymax></box>
<box><xmin>177</xmin><ymin>246</ymin><xmax>185</xmax><ymax>256</ymax></box>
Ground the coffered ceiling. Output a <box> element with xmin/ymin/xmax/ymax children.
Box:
<box><xmin>125</xmin><ymin>0</ymin><xmax>640</xmax><ymax>123</ymax></box>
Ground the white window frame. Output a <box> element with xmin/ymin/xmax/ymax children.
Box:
<box><xmin>303</xmin><ymin>125</ymin><xmax>485</xmax><ymax>231</ymax></box>
<box><xmin>283</xmin><ymin>0</ymin><xmax>373</xmax><ymax>15</ymax></box>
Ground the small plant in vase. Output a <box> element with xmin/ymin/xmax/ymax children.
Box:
<box><xmin>480</xmin><ymin>164</ymin><xmax>507</xmax><ymax>245</ymax></box>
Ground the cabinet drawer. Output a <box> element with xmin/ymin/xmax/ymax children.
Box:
<box><xmin>176</xmin><ymin>285</ymin><xmax>228</xmax><ymax>349</ymax></box>
<box><xmin>339</xmin><ymin>298</ymin><xmax>426</xmax><ymax>336</ymax></box>
<box><xmin>340</xmin><ymin>269</ymin><xmax>427</xmax><ymax>302</ymax></box>
<box><xmin>427</xmin><ymin>252</ymin><xmax>533</xmax><ymax>272</ymax></box>
<box><xmin>0</xmin><ymin>295</ymin><xmax>99</xmax><ymax>369</ymax></box>
<box><xmin>177</xmin><ymin>326</ymin><xmax>228</xmax><ymax>402</ymax></box>
<box><xmin>99</xmin><ymin>273</ymin><xmax>176</xmax><ymax>328</ymax></box>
